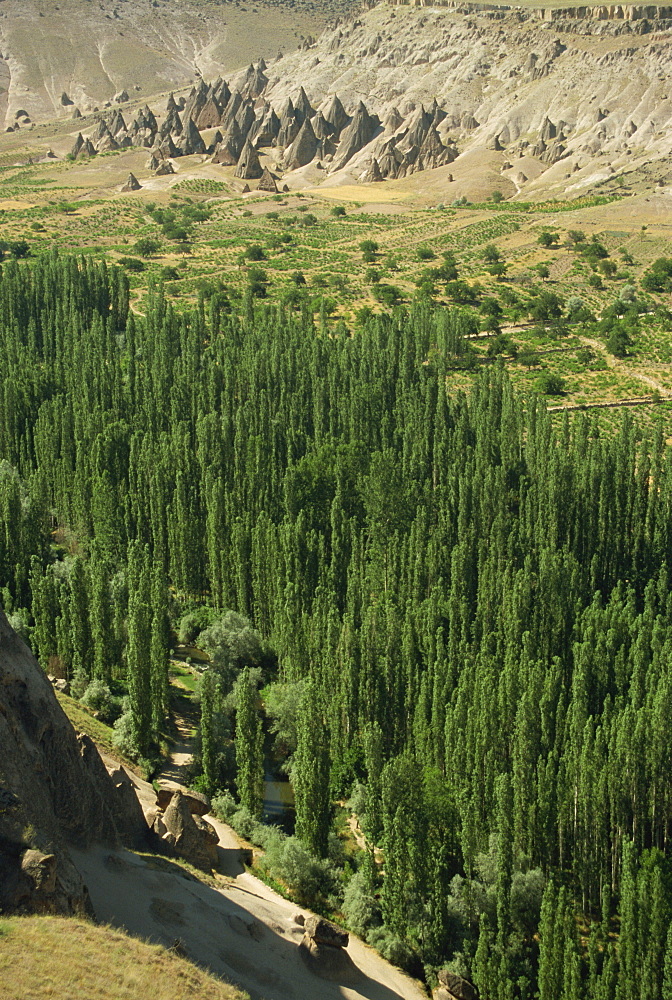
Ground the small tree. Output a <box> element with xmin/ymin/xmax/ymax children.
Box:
<box><xmin>536</xmin><ymin>373</ymin><xmax>566</xmax><ymax>396</ymax></box>
<box><xmin>537</xmin><ymin>231</ymin><xmax>559</xmax><ymax>248</ymax></box>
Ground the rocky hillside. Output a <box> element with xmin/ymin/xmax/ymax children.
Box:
<box><xmin>256</xmin><ymin>2</ymin><xmax>672</xmax><ymax>198</ymax></box>
<box><xmin>0</xmin><ymin>0</ymin><xmax>362</xmax><ymax>126</ymax></box>
<box><xmin>0</xmin><ymin>610</ymin><xmax>149</xmax><ymax>916</ymax></box>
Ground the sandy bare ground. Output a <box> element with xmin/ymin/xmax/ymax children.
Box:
<box><xmin>73</xmin><ymin>809</ymin><xmax>428</xmax><ymax>1000</ymax></box>
<box><xmin>87</xmin><ymin>753</ymin><xmax>428</xmax><ymax>1000</ymax></box>
<box><xmin>157</xmin><ymin>697</ymin><xmax>198</xmax><ymax>790</ymax></box>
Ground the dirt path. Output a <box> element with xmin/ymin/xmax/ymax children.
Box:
<box><xmin>156</xmin><ymin>693</ymin><xmax>198</xmax><ymax>790</ymax></box>
<box><xmin>75</xmin><ymin>763</ymin><xmax>429</xmax><ymax>1000</ymax></box>
<box><xmin>577</xmin><ymin>334</ymin><xmax>672</xmax><ymax>399</ymax></box>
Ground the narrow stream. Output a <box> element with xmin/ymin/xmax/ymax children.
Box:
<box><xmin>262</xmin><ymin>749</ymin><xmax>295</xmax><ymax>833</ymax></box>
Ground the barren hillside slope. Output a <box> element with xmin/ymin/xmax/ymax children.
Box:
<box><xmin>0</xmin><ymin>0</ymin><xmax>360</xmax><ymax>125</ymax></box>
<box><xmin>261</xmin><ymin>3</ymin><xmax>672</xmax><ymax>199</ymax></box>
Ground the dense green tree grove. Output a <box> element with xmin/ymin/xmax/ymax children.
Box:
<box><xmin>2</xmin><ymin>251</ymin><xmax>672</xmax><ymax>992</ymax></box>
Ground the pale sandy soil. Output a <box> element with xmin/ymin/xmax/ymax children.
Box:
<box><xmin>84</xmin><ymin>764</ymin><xmax>428</xmax><ymax>1000</ymax></box>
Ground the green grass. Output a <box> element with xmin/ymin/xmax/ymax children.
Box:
<box><xmin>55</xmin><ymin>691</ymin><xmax>138</xmax><ymax>772</ymax></box>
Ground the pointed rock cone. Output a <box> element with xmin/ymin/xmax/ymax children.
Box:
<box><xmin>311</xmin><ymin>111</ymin><xmax>334</xmax><ymax>140</ymax></box>
<box><xmin>77</xmin><ymin>138</ymin><xmax>97</xmax><ymax>158</ymax></box>
<box><xmin>242</xmin><ymin>183</ymin><xmax>251</xmax><ymax>193</ymax></box>
<box><xmin>405</xmin><ymin>106</ymin><xmax>432</xmax><ymax>147</ymax></box>
<box><xmin>142</xmin><ymin>105</ymin><xmax>157</xmax><ymax>131</ymax></box>
<box><xmin>96</xmin><ymin>129</ymin><xmax>120</xmax><ymax>153</ymax></box>
<box><xmin>70</xmin><ymin>132</ymin><xmax>85</xmax><ymax>157</ymax></box>
<box><xmin>212</xmin><ymin>139</ymin><xmax>239</xmax><ymax>165</ymax></box>
<box><xmin>234</xmin><ymin>139</ymin><xmax>263</xmax><ymax>179</ymax></box>
<box><xmin>322</xmin><ymin>93</ymin><xmax>349</xmax><ymax>135</ymax></box>
<box><xmin>215</xmin><ymin>120</ymin><xmax>244</xmax><ymax>161</ymax></box>
<box><xmin>183</xmin><ymin>78</ymin><xmax>208</xmax><ymax>124</ymax></box>
<box><xmin>196</xmin><ymin>95</ymin><xmax>223</xmax><ymax>130</ymax></box>
<box><xmin>363</xmin><ymin>158</ymin><xmax>383</xmax><ymax>182</ymax></box>
<box><xmin>215</xmin><ymin>79</ymin><xmax>231</xmax><ymax>110</ymax></box>
<box><xmin>540</xmin><ymin>116</ymin><xmax>557</xmax><ymax>142</ymax></box>
<box><xmin>92</xmin><ymin>119</ymin><xmax>108</xmax><ymax>141</ymax></box>
<box><xmin>430</xmin><ymin>99</ymin><xmax>447</xmax><ymax>126</ymax></box>
<box><xmin>166</xmin><ymin>92</ymin><xmax>178</xmax><ymax>112</ymax></box>
<box><xmin>284</xmin><ymin>117</ymin><xmax>318</xmax><ymax>170</ymax></box>
<box><xmin>221</xmin><ymin>90</ymin><xmax>243</xmax><ymax>131</ymax></box>
<box><xmin>235</xmin><ymin>102</ymin><xmax>256</xmax><ymax>140</ymax></box>
<box><xmin>157</xmin><ymin>134</ymin><xmax>180</xmax><ymax>159</ymax></box>
<box><xmin>121</xmin><ymin>172</ymin><xmax>142</xmax><ymax>192</ymax></box>
<box><xmin>250</xmin><ymin>106</ymin><xmax>280</xmax><ymax>147</ymax></box>
<box><xmin>110</xmin><ymin>110</ymin><xmax>127</xmax><ymax>135</ymax></box>
<box><xmin>72</xmin><ymin>107</ymin><xmax>82</xmax><ymax>120</ymax></box>
<box><xmin>294</xmin><ymin>86</ymin><xmax>314</xmax><ymax>123</ymax></box>
<box><xmin>161</xmin><ymin>109</ymin><xmax>183</xmax><ymax>138</ymax></box>
<box><xmin>243</xmin><ymin>65</ymin><xmax>269</xmax><ymax>101</ymax></box>
<box><xmin>384</xmin><ymin>107</ymin><xmax>404</xmax><ymax>132</ymax></box>
<box><xmin>181</xmin><ymin>118</ymin><xmax>206</xmax><ymax>155</ymax></box>
<box><xmin>277</xmin><ymin>116</ymin><xmax>300</xmax><ymax>150</ymax></box>
<box><xmin>257</xmin><ymin>167</ymin><xmax>279</xmax><ymax>193</ymax></box>
<box><xmin>60</xmin><ymin>91</ymin><xmax>74</xmax><ymax>106</ymax></box>
<box><xmin>331</xmin><ymin>102</ymin><xmax>378</xmax><ymax>171</ymax></box>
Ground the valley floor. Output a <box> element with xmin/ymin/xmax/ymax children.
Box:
<box><xmin>73</xmin><ymin>768</ymin><xmax>427</xmax><ymax>1000</ymax></box>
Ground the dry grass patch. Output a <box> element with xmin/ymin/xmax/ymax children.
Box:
<box><xmin>0</xmin><ymin>915</ymin><xmax>248</xmax><ymax>1000</ymax></box>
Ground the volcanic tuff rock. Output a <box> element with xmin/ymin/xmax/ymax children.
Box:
<box><xmin>259</xmin><ymin>2</ymin><xmax>672</xmax><ymax>196</ymax></box>
<box><xmin>235</xmin><ymin>139</ymin><xmax>264</xmax><ymax>179</ymax></box>
<box><xmin>0</xmin><ymin>609</ymin><xmax>149</xmax><ymax>915</ymax></box>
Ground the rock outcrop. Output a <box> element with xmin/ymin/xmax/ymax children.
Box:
<box><xmin>0</xmin><ymin>610</ymin><xmax>149</xmax><ymax>915</ymax></box>
<box><xmin>159</xmin><ymin>790</ymin><xmax>219</xmax><ymax>871</ymax></box>
<box><xmin>235</xmin><ymin>139</ymin><xmax>264</xmax><ymax>179</ymax></box>
<box><xmin>121</xmin><ymin>173</ymin><xmax>142</xmax><ymax>192</ymax></box>
<box><xmin>436</xmin><ymin>970</ymin><xmax>478</xmax><ymax>1000</ymax></box>
<box><xmin>299</xmin><ymin>915</ymin><xmax>359</xmax><ymax>983</ymax></box>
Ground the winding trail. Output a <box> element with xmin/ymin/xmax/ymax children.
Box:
<box><xmin>84</xmin><ymin>687</ymin><xmax>428</xmax><ymax>1000</ymax></box>
<box><xmin>156</xmin><ymin>691</ymin><xmax>198</xmax><ymax>790</ymax></box>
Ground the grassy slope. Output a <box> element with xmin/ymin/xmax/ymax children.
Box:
<box><xmin>0</xmin><ymin>916</ymin><xmax>249</xmax><ymax>1000</ymax></box>
<box><xmin>55</xmin><ymin>691</ymin><xmax>142</xmax><ymax>774</ymax></box>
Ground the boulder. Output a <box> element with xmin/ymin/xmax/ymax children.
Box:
<box><xmin>304</xmin><ymin>915</ymin><xmax>349</xmax><ymax>949</ymax></box>
<box><xmin>155</xmin><ymin>160</ymin><xmax>175</xmax><ymax>176</ymax></box>
<box><xmin>299</xmin><ymin>935</ymin><xmax>360</xmax><ymax>983</ymax></box>
<box><xmin>437</xmin><ymin>969</ymin><xmax>478</xmax><ymax>1000</ymax></box>
<box><xmin>114</xmin><ymin>90</ymin><xmax>129</xmax><ymax>104</ymax></box>
<box><xmin>156</xmin><ymin>786</ymin><xmax>211</xmax><ymax>816</ymax></box>
<box><xmin>161</xmin><ymin>790</ymin><xmax>218</xmax><ymax>871</ymax></box>
<box><xmin>60</xmin><ymin>92</ymin><xmax>74</xmax><ymax>106</ymax></box>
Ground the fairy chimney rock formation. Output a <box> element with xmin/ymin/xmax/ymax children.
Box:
<box><xmin>235</xmin><ymin>139</ymin><xmax>264</xmax><ymax>179</ymax></box>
